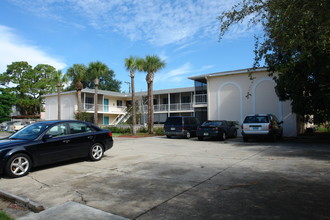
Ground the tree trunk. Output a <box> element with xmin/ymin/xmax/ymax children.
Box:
<box><xmin>131</xmin><ymin>75</ymin><xmax>136</xmax><ymax>135</ymax></box>
<box><xmin>94</xmin><ymin>78</ymin><xmax>99</xmax><ymax>125</ymax></box>
<box><xmin>57</xmin><ymin>83</ymin><xmax>61</xmax><ymax>120</ymax></box>
<box><xmin>147</xmin><ymin>81</ymin><xmax>154</xmax><ymax>134</ymax></box>
<box><xmin>77</xmin><ymin>90</ymin><xmax>82</xmax><ymax>113</ymax></box>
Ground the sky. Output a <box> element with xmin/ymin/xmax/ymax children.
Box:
<box><xmin>0</xmin><ymin>0</ymin><xmax>261</xmax><ymax>93</ymax></box>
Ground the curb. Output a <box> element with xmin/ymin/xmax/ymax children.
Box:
<box><xmin>0</xmin><ymin>189</ymin><xmax>44</xmax><ymax>212</ymax></box>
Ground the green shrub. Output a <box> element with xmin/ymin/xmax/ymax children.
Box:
<box><xmin>74</xmin><ymin>112</ymin><xmax>90</xmax><ymax>122</ymax></box>
<box><xmin>154</xmin><ymin>127</ymin><xmax>164</xmax><ymax>135</ymax></box>
<box><xmin>105</xmin><ymin>126</ymin><xmax>130</xmax><ymax>134</ymax></box>
<box><xmin>0</xmin><ymin>211</ymin><xmax>14</xmax><ymax>220</ymax></box>
<box><xmin>137</xmin><ymin>126</ymin><xmax>148</xmax><ymax>133</ymax></box>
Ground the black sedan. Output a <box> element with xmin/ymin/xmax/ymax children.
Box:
<box><xmin>196</xmin><ymin>120</ymin><xmax>238</xmax><ymax>141</ymax></box>
<box><xmin>0</xmin><ymin>120</ymin><xmax>113</xmax><ymax>178</ymax></box>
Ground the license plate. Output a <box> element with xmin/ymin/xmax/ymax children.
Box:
<box><xmin>204</xmin><ymin>133</ymin><xmax>209</xmax><ymax>136</ymax></box>
<box><xmin>253</xmin><ymin>127</ymin><xmax>259</xmax><ymax>130</ymax></box>
<box><xmin>171</xmin><ymin>128</ymin><xmax>175</xmax><ymax>131</ymax></box>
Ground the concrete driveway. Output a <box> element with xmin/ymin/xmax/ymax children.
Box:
<box><xmin>1</xmin><ymin>134</ymin><xmax>330</xmax><ymax>219</ymax></box>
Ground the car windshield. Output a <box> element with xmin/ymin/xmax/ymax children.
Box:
<box><xmin>202</xmin><ymin>121</ymin><xmax>223</xmax><ymax>126</ymax></box>
<box><xmin>9</xmin><ymin>123</ymin><xmax>50</xmax><ymax>140</ymax></box>
<box><xmin>244</xmin><ymin>116</ymin><xmax>269</xmax><ymax>123</ymax></box>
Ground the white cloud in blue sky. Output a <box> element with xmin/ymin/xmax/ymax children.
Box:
<box><xmin>0</xmin><ymin>25</ymin><xmax>66</xmax><ymax>72</ymax></box>
<box><xmin>1</xmin><ymin>0</ymin><xmax>260</xmax><ymax>91</ymax></box>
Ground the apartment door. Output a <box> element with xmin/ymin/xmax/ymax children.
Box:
<box><xmin>104</xmin><ymin>99</ymin><xmax>109</xmax><ymax>112</ymax></box>
<box><xmin>104</xmin><ymin>116</ymin><xmax>109</xmax><ymax>125</ymax></box>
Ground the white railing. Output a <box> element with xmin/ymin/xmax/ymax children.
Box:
<box><xmin>82</xmin><ymin>103</ymin><xmax>127</xmax><ymax>113</ymax></box>
<box><xmin>140</xmin><ymin>103</ymin><xmax>194</xmax><ymax>113</ymax></box>
<box><xmin>194</xmin><ymin>94</ymin><xmax>207</xmax><ymax>105</ymax></box>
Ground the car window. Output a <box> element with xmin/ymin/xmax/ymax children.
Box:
<box><xmin>46</xmin><ymin>123</ymin><xmax>68</xmax><ymax>137</ymax></box>
<box><xmin>244</xmin><ymin>116</ymin><xmax>269</xmax><ymax>123</ymax></box>
<box><xmin>202</xmin><ymin>121</ymin><xmax>223</xmax><ymax>126</ymax></box>
<box><xmin>68</xmin><ymin>122</ymin><xmax>92</xmax><ymax>134</ymax></box>
<box><xmin>165</xmin><ymin>117</ymin><xmax>182</xmax><ymax>125</ymax></box>
<box><xmin>10</xmin><ymin>123</ymin><xmax>48</xmax><ymax>140</ymax></box>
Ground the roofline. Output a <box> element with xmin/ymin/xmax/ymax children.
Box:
<box><xmin>41</xmin><ymin>86</ymin><xmax>195</xmax><ymax>98</ymax></box>
<box><xmin>188</xmin><ymin>67</ymin><xmax>268</xmax><ymax>81</ymax></box>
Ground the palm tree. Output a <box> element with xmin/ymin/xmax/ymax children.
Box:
<box><xmin>141</xmin><ymin>55</ymin><xmax>166</xmax><ymax>134</ymax></box>
<box><xmin>124</xmin><ymin>56</ymin><xmax>141</xmax><ymax>135</ymax></box>
<box><xmin>88</xmin><ymin>61</ymin><xmax>109</xmax><ymax>125</ymax></box>
<box><xmin>54</xmin><ymin>70</ymin><xmax>68</xmax><ymax>120</ymax></box>
<box><xmin>66</xmin><ymin>64</ymin><xmax>87</xmax><ymax>113</ymax></box>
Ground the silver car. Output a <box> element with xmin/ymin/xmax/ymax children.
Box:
<box><xmin>241</xmin><ymin>114</ymin><xmax>283</xmax><ymax>142</ymax></box>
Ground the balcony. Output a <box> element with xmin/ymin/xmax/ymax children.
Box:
<box><xmin>82</xmin><ymin>103</ymin><xmax>126</xmax><ymax>114</ymax></box>
<box><xmin>140</xmin><ymin>103</ymin><xmax>194</xmax><ymax>113</ymax></box>
<box><xmin>193</xmin><ymin>94</ymin><xmax>207</xmax><ymax>107</ymax></box>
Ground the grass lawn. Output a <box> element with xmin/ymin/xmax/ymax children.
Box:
<box><xmin>0</xmin><ymin>211</ymin><xmax>14</xmax><ymax>220</ymax></box>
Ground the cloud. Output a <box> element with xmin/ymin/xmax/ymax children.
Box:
<box><xmin>6</xmin><ymin>0</ymin><xmax>244</xmax><ymax>46</ymax></box>
<box><xmin>0</xmin><ymin>25</ymin><xmax>66</xmax><ymax>72</ymax></box>
<box><xmin>155</xmin><ymin>62</ymin><xmax>214</xmax><ymax>86</ymax></box>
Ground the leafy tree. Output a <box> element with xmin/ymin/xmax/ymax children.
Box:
<box><xmin>88</xmin><ymin>61</ymin><xmax>109</xmax><ymax>125</ymax></box>
<box><xmin>124</xmin><ymin>56</ymin><xmax>141</xmax><ymax>135</ymax></box>
<box><xmin>218</xmin><ymin>0</ymin><xmax>330</xmax><ymax>124</ymax></box>
<box><xmin>66</xmin><ymin>64</ymin><xmax>88</xmax><ymax>113</ymax></box>
<box><xmin>54</xmin><ymin>70</ymin><xmax>68</xmax><ymax>120</ymax></box>
<box><xmin>139</xmin><ymin>55</ymin><xmax>166</xmax><ymax>134</ymax></box>
<box><xmin>0</xmin><ymin>88</ymin><xmax>16</xmax><ymax>122</ymax></box>
<box><xmin>0</xmin><ymin>61</ymin><xmax>58</xmax><ymax>115</ymax></box>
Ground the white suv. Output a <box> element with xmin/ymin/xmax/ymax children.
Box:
<box><xmin>241</xmin><ymin>114</ymin><xmax>283</xmax><ymax>142</ymax></box>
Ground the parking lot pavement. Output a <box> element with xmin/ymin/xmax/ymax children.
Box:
<box><xmin>1</xmin><ymin>135</ymin><xmax>330</xmax><ymax>219</ymax></box>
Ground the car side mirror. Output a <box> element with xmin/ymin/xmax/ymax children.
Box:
<box><xmin>42</xmin><ymin>134</ymin><xmax>53</xmax><ymax>141</ymax></box>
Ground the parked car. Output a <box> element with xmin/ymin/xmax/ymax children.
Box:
<box><xmin>2</xmin><ymin>121</ymin><xmax>22</xmax><ymax>132</ymax></box>
<box><xmin>241</xmin><ymin>114</ymin><xmax>283</xmax><ymax>142</ymax></box>
<box><xmin>0</xmin><ymin>120</ymin><xmax>113</xmax><ymax>178</ymax></box>
<box><xmin>196</xmin><ymin>120</ymin><xmax>238</xmax><ymax>141</ymax></box>
<box><xmin>164</xmin><ymin>116</ymin><xmax>200</xmax><ymax>139</ymax></box>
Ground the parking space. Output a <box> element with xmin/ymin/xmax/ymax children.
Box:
<box><xmin>1</xmin><ymin>135</ymin><xmax>330</xmax><ymax>219</ymax></box>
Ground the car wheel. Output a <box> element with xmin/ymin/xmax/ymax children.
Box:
<box><xmin>220</xmin><ymin>132</ymin><xmax>226</xmax><ymax>141</ymax></box>
<box><xmin>5</xmin><ymin>154</ymin><xmax>32</xmax><ymax>178</ymax></box>
<box><xmin>198</xmin><ymin>136</ymin><xmax>203</xmax><ymax>141</ymax></box>
<box><xmin>89</xmin><ymin>143</ymin><xmax>104</xmax><ymax>161</ymax></box>
<box><xmin>243</xmin><ymin>137</ymin><xmax>248</xmax><ymax>142</ymax></box>
<box><xmin>166</xmin><ymin>135</ymin><xmax>171</xmax><ymax>138</ymax></box>
<box><xmin>186</xmin><ymin>131</ymin><xmax>191</xmax><ymax>139</ymax></box>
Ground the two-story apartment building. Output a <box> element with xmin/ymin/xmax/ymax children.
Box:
<box><xmin>42</xmin><ymin>87</ymin><xmax>199</xmax><ymax>126</ymax></box>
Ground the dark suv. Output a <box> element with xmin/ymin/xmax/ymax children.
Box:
<box><xmin>164</xmin><ymin>116</ymin><xmax>200</xmax><ymax>139</ymax></box>
<box><xmin>241</xmin><ymin>114</ymin><xmax>283</xmax><ymax>142</ymax></box>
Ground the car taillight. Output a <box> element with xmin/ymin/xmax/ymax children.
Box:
<box><xmin>241</xmin><ymin>124</ymin><xmax>243</xmax><ymax>129</ymax></box>
<box><xmin>269</xmin><ymin>123</ymin><xmax>273</xmax><ymax>129</ymax></box>
<box><xmin>108</xmin><ymin>132</ymin><xmax>112</xmax><ymax>137</ymax></box>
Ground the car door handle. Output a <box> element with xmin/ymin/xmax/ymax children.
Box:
<box><xmin>87</xmin><ymin>136</ymin><xmax>93</xmax><ymax>140</ymax></box>
<box><xmin>63</xmin><ymin>140</ymin><xmax>70</xmax><ymax>143</ymax></box>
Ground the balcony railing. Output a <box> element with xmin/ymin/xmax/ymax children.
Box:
<box><xmin>82</xmin><ymin>103</ymin><xmax>126</xmax><ymax>113</ymax></box>
<box><xmin>193</xmin><ymin>94</ymin><xmax>207</xmax><ymax>105</ymax></box>
<box><xmin>140</xmin><ymin>103</ymin><xmax>194</xmax><ymax>113</ymax></box>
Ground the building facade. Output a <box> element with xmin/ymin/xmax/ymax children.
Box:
<box><xmin>189</xmin><ymin>68</ymin><xmax>297</xmax><ymax>136</ymax></box>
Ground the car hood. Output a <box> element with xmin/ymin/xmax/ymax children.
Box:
<box><xmin>0</xmin><ymin>139</ymin><xmax>31</xmax><ymax>149</ymax></box>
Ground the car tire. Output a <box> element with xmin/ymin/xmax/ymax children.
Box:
<box><xmin>243</xmin><ymin>137</ymin><xmax>248</xmax><ymax>142</ymax></box>
<box><xmin>198</xmin><ymin>136</ymin><xmax>203</xmax><ymax>141</ymax></box>
<box><xmin>89</xmin><ymin>143</ymin><xmax>104</xmax><ymax>161</ymax></box>
<box><xmin>166</xmin><ymin>135</ymin><xmax>171</xmax><ymax>138</ymax></box>
<box><xmin>185</xmin><ymin>131</ymin><xmax>191</xmax><ymax>139</ymax></box>
<box><xmin>5</xmin><ymin>154</ymin><xmax>32</xmax><ymax>178</ymax></box>
<box><xmin>220</xmin><ymin>132</ymin><xmax>226</xmax><ymax>141</ymax></box>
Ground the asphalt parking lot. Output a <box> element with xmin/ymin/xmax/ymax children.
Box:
<box><xmin>1</xmin><ymin>133</ymin><xmax>330</xmax><ymax>219</ymax></box>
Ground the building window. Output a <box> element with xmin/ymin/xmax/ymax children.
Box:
<box><xmin>181</xmin><ymin>96</ymin><xmax>191</xmax><ymax>103</ymax></box>
<box><xmin>117</xmin><ymin>100</ymin><xmax>123</xmax><ymax>106</ymax></box>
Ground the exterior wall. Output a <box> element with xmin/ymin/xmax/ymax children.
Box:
<box><xmin>207</xmin><ymin>71</ymin><xmax>297</xmax><ymax>136</ymax></box>
<box><xmin>45</xmin><ymin>93</ymin><xmax>77</xmax><ymax>120</ymax></box>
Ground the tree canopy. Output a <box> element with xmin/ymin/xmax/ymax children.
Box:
<box><xmin>0</xmin><ymin>61</ymin><xmax>59</xmax><ymax>115</ymax></box>
<box><xmin>0</xmin><ymin>88</ymin><xmax>16</xmax><ymax>122</ymax></box>
<box><xmin>218</xmin><ymin>0</ymin><xmax>330</xmax><ymax>124</ymax></box>
<box><xmin>66</xmin><ymin>62</ymin><xmax>121</xmax><ymax>92</ymax></box>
